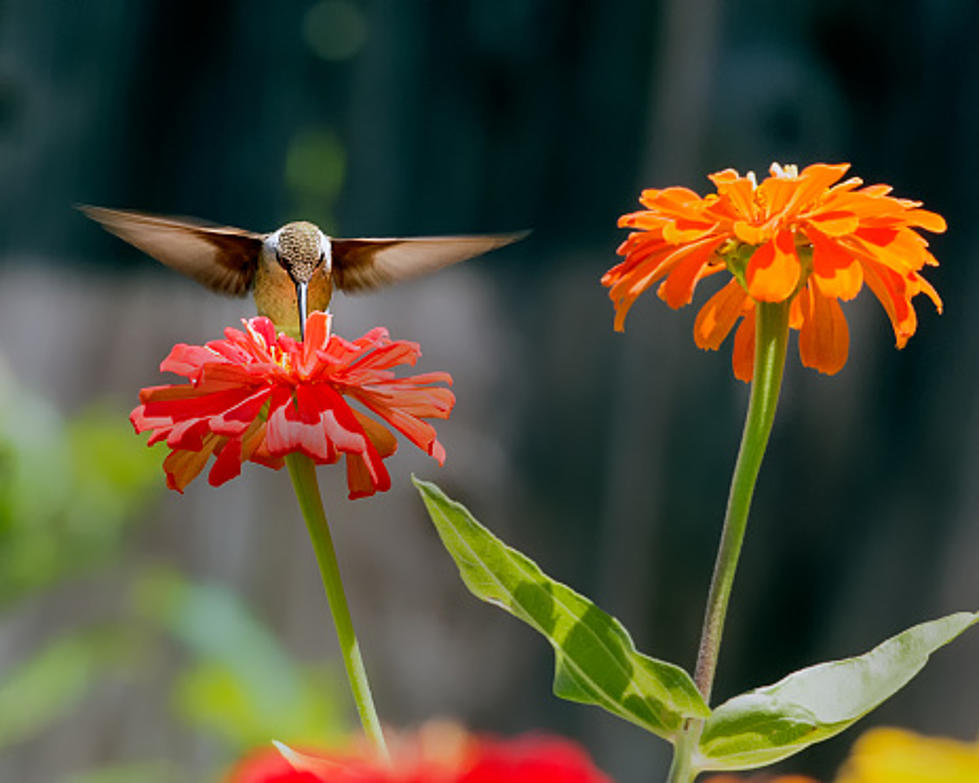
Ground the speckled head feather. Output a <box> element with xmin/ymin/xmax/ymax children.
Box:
<box><xmin>277</xmin><ymin>221</ymin><xmax>323</xmax><ymax>282</ymax></box>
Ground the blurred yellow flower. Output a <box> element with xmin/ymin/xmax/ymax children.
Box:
<box><xmin>836</xmin><ymin>727</ymin><xmax>979</xmax><ymax>783</ymax></box>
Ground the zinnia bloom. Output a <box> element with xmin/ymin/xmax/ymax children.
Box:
<box><xmin>604</xmin><ymin>162</ymin><xmax>945</xmax><ymax>380</ymax></box>
<box><xmin>226</xmin><ymin>723</ymin><xmax>614</xmax><ymax>783</ymax></box>
<box><xmin>835</xmin><ymin>727</ymin><xmax>979</xmax><ymax>783</ymax></box>
<box><xmin>132</xmin><ymin>312</ymin><xmax>454</xmax><ymax>498</ymax></box>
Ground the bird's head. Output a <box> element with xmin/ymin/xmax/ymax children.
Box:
<box><xmin>274</xmin><ymin>221</ymin><xmax>331</xmax><ymax>339</ymax></box>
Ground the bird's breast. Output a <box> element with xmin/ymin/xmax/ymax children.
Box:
<box><xmin>254</xmin><ymin>247</ymin><xmax>333</xmax><ymax>339</ymax></box>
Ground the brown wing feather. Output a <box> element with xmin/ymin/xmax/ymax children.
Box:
<box><xmin>78</xmin><ymin>205</ymin><xmax>266</xmax><ymax>296</ymax></box>
<box><xmin>331</xmin><ymin>231</ymin><xmax>529</xmax><ymax>293</ymax></box>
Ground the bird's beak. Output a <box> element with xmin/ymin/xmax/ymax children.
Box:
<box><xmin>294</xmin><ymin>279</ymin><xmax>309</xmax><ymax>341</ymax></box>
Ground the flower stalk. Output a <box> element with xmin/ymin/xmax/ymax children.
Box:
<box><xmin>668</xmin><ymin>299</ymin><xmax>791</xmax><ymax>782</ymax></box>
<box><xmin>286</xmin><ymin>452</ymin><xmax>389</xmax><ymax>761</ymax></box>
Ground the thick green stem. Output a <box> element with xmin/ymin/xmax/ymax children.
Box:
<box><xmin>285</xmin><ymin>453</ymin><xmax>389</xmax><ymax>761</ymax></box>
<box><xmin>667</xmin><ymin>300</ymin><xmax>790</xmax><ymax>783</ymax></box>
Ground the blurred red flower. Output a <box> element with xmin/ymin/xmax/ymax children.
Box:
<box><xmin>226</xmin><ymin>723</ymin><xmax>614</xmax><ymax>783</ymax></box>
<box><xmin>605</xmin><ymin>162</ymin><xmax>945</xmax><ymax>380</ymax></box>
<box><xmin>132</xmin><ymin>312</ymin><xmax>454</xmax><ymax>498</ymax></box>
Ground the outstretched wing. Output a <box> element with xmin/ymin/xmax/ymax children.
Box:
<box><xmin>331</xmin><ymin>231</ymin><xmax>529</xmax><ymax>293</ymax></box>
<box><xmin>79</xmin><ymin>206</ymin><xmax>266</xmax><ymax>296</ymax></box>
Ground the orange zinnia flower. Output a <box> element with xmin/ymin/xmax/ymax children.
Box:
<box><xmin>131</xmin><ymin>312</ymin><xmax>454</xmax><ymax>498</ymax></box>
<box><xmin>603</xmin><ymin>163</ymin><xmax>945</xmax><ymax>380</ymax></box>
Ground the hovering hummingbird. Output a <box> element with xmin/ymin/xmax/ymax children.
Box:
<box><xmin>80</xmin><ymin>206</ymin><xmax>527</xmax><ymax>339</ymax></box>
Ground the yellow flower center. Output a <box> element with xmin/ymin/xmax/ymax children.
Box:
<box><xmin>270</xmin><ymin>345</ymin><xmax>293</xmax><ymax>373</ymax></box>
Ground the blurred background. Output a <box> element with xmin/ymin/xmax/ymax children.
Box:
<box><xmin>1</xmin><ymin>1</ymin><xmax>977</xmax><ymax>781</ymax></box>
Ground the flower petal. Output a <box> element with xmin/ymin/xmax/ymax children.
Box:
<box><xmin>211</xmin><ymin>389</ymin><xmax>272</xmax><ymax>436</ymax></box>
<box><xmin>352</xmin><ymin>410</ymin><xmax>398</xmax><ymax>458</ymax></box>
<box><xmin>163</xmin><ymin>434</ymin><xmax>223</xmax><ymax>493</ymax></box>
<box><xmin>693</xmin><ymin>279</ymin><xmax>749</xmax><ymax>350</ymax></box>
<box><xmin>808</xmin><ymin>226</ymin><xmax>864</xmax><ymax>301</ymax></box>
<box><xmin>745</xmin><ymin>229</ymin><xmax>800</xmax><ymax>302</ymax></box>
<box><xmin>345</xmin><ymin>450</ymin><xmax>391</xmax><ymax>500</ymax></box>
<box><xmin>732</xmin><ymin>311</ymin><xmax>756</xmax><ymax>382</ymax></box>
<box><xmin>608</xmin><ymin>163</ymin><xmax>943</xmax><ymax>377</ymax></box>
<box><xmin>654</xmin><ymin>238</ymin><xmax>727</xmax><ymax>309</ymax></box>
<box><xmin>861</xmin><ymin>261</ymin><xmax>917</xmax><ymax>347</ymax></box>
<box><xmin>208</xmin><ymin>437</ymin><xmax>245</xmax><ymax>486</ymax></box>
<box><xmin>797</xmin><ymin>283</ymin><xmax>850</xmax><ymax>375</ymax></box>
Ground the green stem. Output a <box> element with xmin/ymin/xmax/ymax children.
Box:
<box><xmin>285</xmin><ymin>453</ymin><xmax>389</xmax><ymax>761</ymax></box>
<box><xmin>667</xmin><ymin>300</ymin><xmax>791</xmax><ymax>783</ymax></box>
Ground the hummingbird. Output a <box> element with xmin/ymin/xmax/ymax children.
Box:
<box><xmin>80</xmin><ymin>206</ymin><xmax>527</xmax><ymax>339</ymax></box>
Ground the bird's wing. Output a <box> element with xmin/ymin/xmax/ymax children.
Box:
<box><xmin>79</xmin><ymin>205</ymin><xmax>266</xmax><ymax>296</ymax></box>
<box><xmin>331</xmin><ymin>231</ymin><xmax>529</xmax><ymax>293</ymax></box>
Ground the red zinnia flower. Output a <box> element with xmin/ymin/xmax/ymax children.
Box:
<box><xmin>226</xmin><ymin>723</ymin><xmax>614</xmax><ymax>783</ymax></box>
<box><xmin>604</xmin><ymin>162</ymin><xmax>945</xmax><ymax>380</ymax></box>
<box><xmin>131</xmin><ymin>312</ymin><xmax>454</xmax><ymax>498</ymax></box>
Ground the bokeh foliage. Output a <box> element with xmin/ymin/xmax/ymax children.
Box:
<box><xmin>0</xmin><ymin>365</ymin><xmax>347</xmax><ymax>780</ymax></box>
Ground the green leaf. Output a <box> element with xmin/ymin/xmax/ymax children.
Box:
<box><xmin>696</xmin><ymin>610</ymin><xmax>979</xmax><ymax>771</ymax></box>
<box><xmin>413</xmin><ymin>477</ymin><xmax>709</xmax><ymax>741</ymax></box>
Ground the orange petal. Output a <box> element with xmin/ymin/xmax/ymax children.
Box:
<box><xmin>758</xmin><ymin>173</ymin><xmax>804</xmax><ymax>218</ymax></box>
<box><xmin>353</xmin><ymin>409</ymin><xmax>398</xmax><ymax>458</ymax></box>
<box><xmin>806</xmin><ymin>210</ymin><xmax>860</xmax><ymax>236</ymax></box>
<box><xmin>663</xmin><ymin>219</ymin><xmax>720</xmax><ymax>243</ymax></box>
<box><xmin>859</xmin><ymin>183</ymin><xmax>893</xmax><ymax>197</ymax></box>
<box><xmin>905</xmin><ymin>208</ymin><xmax>947</xmax><ymax>233</ymax></box>
<box><xmin>808</xmin><ymin>227</ymin><xmax>863</xmax><ymax>301</ymax></box>
<box><xmin>910</xmin><ymin>270</ymin><xmax>943</xmax><ymax>313</ymax></box>
<box><xmin>861</xmin><ymin>262</ymin><xmax>917</xmax><ymax>348</ymax></box>
<box><xmin>639</xmin><ymin>185</ymin><xmax>703</xmax><ymax>212</ymax></box>
<box><xmin>784</xmin><ymin>163</ymin><xmax>850</xmax><ymax>211</ymax></box>
<box><xmin>745</xmin><ymin>230</ymin><xmax>801</xmax><ymax>302</ymax></box>
<box><xmin>163</xmin><ymin>434</ymin><xmax>222</xmax><ymax>492</ymax></box>
<box><xmin>731</xmin><ymin>311</ymin><xmax>756</xmax><ymax>382</ymax></box>
<box><xmin>788</xmin><ymin>292</ymin><xmax>804</xmax><ymax>330</ymax></box>
<box><xmin>709</xmin><ymin>169</ymin><xmax>757</xmax><ymax>219</ymax></box>
<box><xmin>345</xmin><ymin>451</ymin><xmax>391</xmax><ymax>499</ymax></box>
<box><xmin>797</xmin><ymin>283</ymin><xmax>849</xmax><ymax>375</ymax></box>
<box><xmin>733</xmin><ymin>220</ymin><xmax>772</xmax><ymax>245</ymax></box>
<box><xmin>814</xmin><ymin>259</ymin><xmax>863</xmax><ymax>301</ymax></box>
<box><xmin>656</xmin><ymin>239</ymin><xmax>726</xmax><ymax>308</ymax></box>
<box><xmin>694</xmin><ymin>279</ymin><xmax>749</xmax><ymax>350</ymax></box>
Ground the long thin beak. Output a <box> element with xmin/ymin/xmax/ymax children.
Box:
<box><xmin>294</xmin><ymin>279</ymin><xmax>309</xmax><ymax>341</ymax></box>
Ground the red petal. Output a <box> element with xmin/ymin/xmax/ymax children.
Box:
<box><xmin>211</xmin><ymin>389</ymin><xmax>273</xmax><ymax>436</ymax></box>
<box><xmin>208</xmin><ymin>437</ymin><xmax>245</xmax><ymax>486</ymax></box>
<box><xmin>345</xmin><ymin>451</ymin><xmax>391</xmax><ymax>500</ymax></box>
<box><xmin>160</xmin><ymin>344</ymin><xmax>222</xmax><ymax>377</ymax></box>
